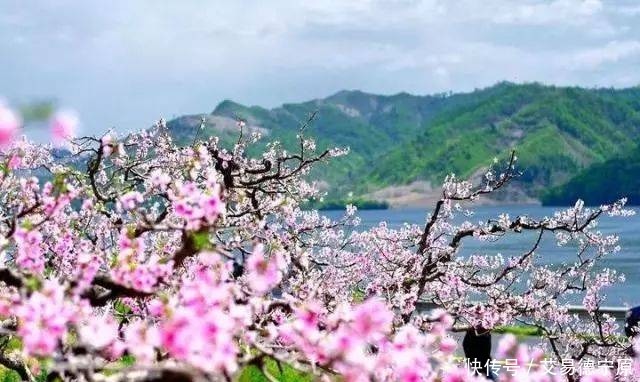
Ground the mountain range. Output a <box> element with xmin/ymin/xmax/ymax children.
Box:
<box><xmin>166</xmin><ymin>82</ymin><xmax>640</xmax><ymax>207</ymax></box>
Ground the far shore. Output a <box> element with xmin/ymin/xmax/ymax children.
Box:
<box><xmin>362</xmin><ymin>180</ymin><xmax>541</xmax><ymax>209</ymax></box>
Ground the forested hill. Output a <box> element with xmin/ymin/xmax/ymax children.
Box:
<box><xmin>541</xmin><ymin>144</ymin><xmax>640</xmax><ymax>206</ymax></box>
<box><xmin>166</xmin><ymin>82</ymin><xmax>640</xmax><ymax>206</ymax></box>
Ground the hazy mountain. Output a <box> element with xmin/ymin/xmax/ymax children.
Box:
<box><xmin>166</xmin><ymin>82</ymin><xmax>640</xmax><ymax>206</ymax></box>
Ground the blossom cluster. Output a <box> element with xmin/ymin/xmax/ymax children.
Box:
<box><xmin>0</xmin><ymin>103</ymin><xmax>636</xmax><ymax>381</ymax></box>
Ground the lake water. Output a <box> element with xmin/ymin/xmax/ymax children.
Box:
<box><xmin>323</xmin><ymin>205</ymin><xmax>640</xmax><ymax>307</ymax></box>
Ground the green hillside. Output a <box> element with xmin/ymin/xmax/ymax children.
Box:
<box><xmin>166</xmin><ymin>82</ymin><xmax>640</xmax><ymax>205</ymax></box>
<box><xmin>369</xmin><ymin>83</ymin><xmax>640</xmax><ymax>194</ymax></box>
<box><xmin>168</xmin><ymin>89</ymin><xmax>476</xmax><ymax>190</ymax></box>
<box><xmin>542</xmin><ymin>144</ymin><xmax>640</xmax><ymax>206</ymax></box>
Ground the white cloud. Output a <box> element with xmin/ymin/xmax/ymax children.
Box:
<box><xmin>490</xmin><ymin>0</ymin><xmax>603</xmax><ymax>25</ymax></box>
<box><xmin>0</xmin><ymin>0</ymin><xmax>638</xmax><ymax>135</ymax></box>
<box><xmin>570</xmin><ymin>40</ymin><xmax>640</xmax><ymax>69</ymax></box>
<box><xmin>612</xmin><ymin>4</ymin><xmax>640</xmax><ymax>16</ymax></box>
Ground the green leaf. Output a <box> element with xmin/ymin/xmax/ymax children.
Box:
<box><xmin>191</xmin><ymin>231</ymin><xmax>211</xmax><ymax>251</ymax></box>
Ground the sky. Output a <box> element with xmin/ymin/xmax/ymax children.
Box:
<box><xmin>1</xmin><ymin>0</ymin><xmax>640</xmax><ymax>137</ymax></box>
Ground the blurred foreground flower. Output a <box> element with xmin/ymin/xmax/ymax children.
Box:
<box><xmin>0</xmin><ymin>102</ymin><xmax>20</xmax><ymax>147</ymax></box>
<box><xmin>50</xmin><ymin>110</ymin><xmax>78</xmax><ymax>146</ymax></box>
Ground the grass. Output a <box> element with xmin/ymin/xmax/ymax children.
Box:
<box><xmin>236</xmin><ymin>358</ymin><xmax>314</xmax><ymax>382</ymax></box>
<box><xmin>0</xmin><ymin>368</ymin><xmax>20</xmax><ymax>382</ymax></box>
<box><xmin>493</xmin><ymin>324</ymin><xmax>544</xmax><ymax>337</ymax></box>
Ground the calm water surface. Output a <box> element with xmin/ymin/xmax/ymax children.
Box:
<box><xmin>323</xmin><ymin>205</ymin><xmax>640</xmax><ymax>307</ymax></box>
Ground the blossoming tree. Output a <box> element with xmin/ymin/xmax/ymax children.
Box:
<box><xmin>0</xmin><ymin>104</ymin><xmax>637</xmax><ymax>381</ymax></box>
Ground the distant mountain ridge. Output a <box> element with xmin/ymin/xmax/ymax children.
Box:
<box><xmin>166</xmin><ymin>82</ymin><xmax>640</xmax><ymax>206</ymax></box>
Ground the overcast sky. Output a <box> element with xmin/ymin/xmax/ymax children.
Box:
<box><xmin>2</xmin><ymin>0</ymin><xmax>640</xmax><ymax>136</ymax></box>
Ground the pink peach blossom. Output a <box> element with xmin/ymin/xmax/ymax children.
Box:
<box><xmin>50</xmin><ymin>110</ymin><xmax>78</xmax><ymax>145</ymax></box>
<box><xmin>0</xmin><ymin>103</ymin><xmax>19</xmax><ymax>147</ymax></box>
